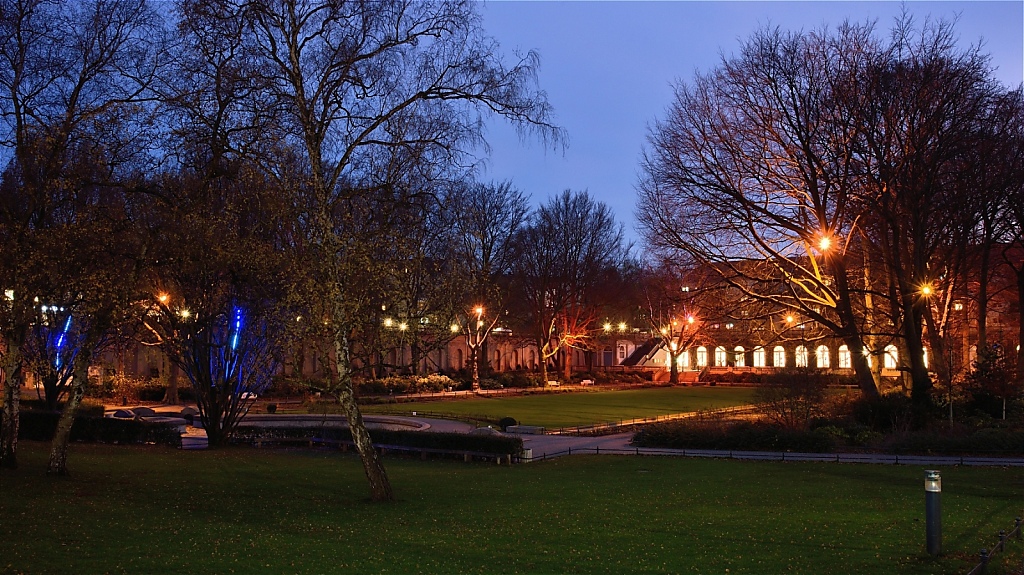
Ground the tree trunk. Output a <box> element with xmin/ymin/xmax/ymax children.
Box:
<box><xmin>469</xmin><ymin>344</ymin><xmax>480</xmax><ymax>390</ymax></box>
<box><xmin>563</xmin><ymin>348</ymin><xmax>572</xmax><ymax>381</ymax></box>
<box><xmin>163</xmin><ymin>364</ymin><xmax>180</xmax><ymax>405</ymax></box>
<box><xmin>900</xmin><ymin>287</ymin><xmax>933</xmax><ymax>405</ymax></box>
<box><xmin>335</xmin><ymin>333</ymin><xmax>393</xmax><ymax>502</ymax></box>
<box><xmin>47</xmin><ymin>346</ymin><xmax>92</xmax><ymax>476</ymax></box>
<box><xmin>977</xmin><ymin>243</ymin><xmax>990</xmax><ymax>349</ymax></box>
<box><xmin>537</xmin><ymin>337</ymin><xmax>549</xmax><ymax>384</ymax></box>
<box><xmin>1013</xmin><ymin>264</ymin><xmax>1024</xmax><ymax>387</ymax></box>
<box><xmin>1</xmin><ymin>342</ymin><xmax>22</xmax><ymax>470</ymax></box>
<box><xmin>669</xmin><ymin>349</ymin><xmax>680</xmax><ymax>384</ymax></box>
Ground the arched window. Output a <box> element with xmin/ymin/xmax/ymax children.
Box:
<box><xmin>679</xmin><ymin>350</ymin><xmax>690</xmax><ymax>368</ymax></box>
<box><xmin>795</xmin><ymin>345</ymin><xmax>809</xmax><ymax>367</ymax></box>
<box><xmin>734</xmin><ymin>346</ymin><xmax>745</xmax><ymax>367</ymax></box>
<box><xmin>838</xmin><ymin>345</ymin><xmax>851</xmax><ymax>369</ymax></box>
<box><xmin>884</xmin><ymin>345</ymin><xmax>898</xmax><ymax>370</ymax></box>
<box><xmin>714</xmin><ymin>346</ymin><xmax>728</xmax><ymax>367</ymax></box>
<box><xmin>773</xmin><ymin>346</ymin><xmax>786</xmax><ymax>368</ymax></box>
<box><xmin>457</xmin><ymin>348</ymin><xmax>464</xmax><ymax>368</ymax></box>
<box><xmin>923</xmin><ymin>348</ymin><xmax>929</xmax><ymax>369</ymax></box>
<box><xmin>863</xmin><ymin>346</ymin><xmax>872</xmax><ymax>368</ymax></box>
<box><xmin>816</xmin><ymin>345</ymin><xmax>831</xmax><ymax>369</ymax></box>
<box><xmin>529</xmin><ymin>349</ymin><xmax>536</xmax><ymax>368</ymax></box>
<box><xmin>696</xmin><ymin>346</ymin><xmax>708</xmax><ymax>367</ymax></box>
<box><xmin>753</xmin><ymin>346</ymin><xmax>766</xmax><ymax>367</ymax></box>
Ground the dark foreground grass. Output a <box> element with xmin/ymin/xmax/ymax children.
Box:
<box><xmin>2</xmin><ymin>441</ymin><xmax>1023</xmax><ymax>574</ymax></box>
<box><xmin>364</xmin><ymin>386</ymin><xmax>759</xmax><ymax>428</ymax></box>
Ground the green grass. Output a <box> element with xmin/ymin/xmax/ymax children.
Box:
<box><xmin>2</xmin><ymin>441</ymin><xmax>1023</xmax><ymax>574</ymax></box>
<box><xmin>363</xmin><ymin>386</ymin><xmax>759</xmax><ymax>428</ymax></box>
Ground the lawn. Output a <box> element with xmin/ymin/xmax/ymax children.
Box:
<box><xmin>362</xmin><ymin>386</ymin><xmax>759</xmax><ymax>429</ymax></box>
<box><xmin>2</xmin><ymin>441</ymin><xmax>1022</xmax><ymax>574</ymax></box>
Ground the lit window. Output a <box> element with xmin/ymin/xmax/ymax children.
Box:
<box><xmin>816</xmin><ymin>345</ymin><xmax>830</xmax><ymax>369</ymax></box>
<box><xmin>773</xmin><ymin>346</ymin><xmax>786</xmax><ymax>368</ymax></box>
<box><xmin>714</xmin><ymin>346</ymin><xmax>727</xmax><ymax>367</ymax></box>
<box><xmin>734</xmin><ymin>346</ymin><xmax>745</xmax><ymax>367</ymax></box>
<box><xmin>838</xmin><ymin>345</ymin><xmax>851</xmax><ymax>369</ymax></box>
<box><xmin>884</xmin><ymin>345</ymin><xmax>898</xmax><ymax>370</ymax></box>
<box><xmin>795</xmin><ymin>345</ymin><xmax>809</xmax><ymax>368</ymax></box>
<box><xmin>696</xmin><ymin>346</ymin><xmax>708</xmax><ymax>367</ymax></box>
<box><xmin>753</xmin><ymin>346</ymin><xmax>766</xmax><ymax>367</ymax></box>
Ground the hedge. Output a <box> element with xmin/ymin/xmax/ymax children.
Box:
<box><xmin>18</xmin><ymin>411</ymin><xmax>182</xmax><ymax>448</ymax></box>
<box><xmin>632</xmin><ymin>421</ymin><xmax>835</xmax><ymax>453</ymax></box>
<box><xmin>233</xmin><ymin>425</ymin><xmax>523</xmax><ymax>455</ymax></box>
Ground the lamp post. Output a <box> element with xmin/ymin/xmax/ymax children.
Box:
<box><xmin>925</xmin><ymin>470</ymin><xmax>942</xmax><ymax>556</ymax></box>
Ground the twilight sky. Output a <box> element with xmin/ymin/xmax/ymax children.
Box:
<box><xmin>476</xmin><ymin>1</ymin><xmax>1024</xmax><ymax>246</ymax></box>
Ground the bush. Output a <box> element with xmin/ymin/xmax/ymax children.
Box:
<box><xmin>498</xmin><ymin>417</ymin><xmax>518</xmax><ymax>431</ymax></box>
<box><xmin>20</xmin><ymin>399</ymin><xmax>105</xmax><ymax>418</ymax></box>
<box><xmin>632</xmin><ymin>420</ymin><xmax>834</xmax><ymax>453</ymax></box>
<box><xmin>355</xmin><ymin>374</ymin><xmax>458</xmax><ymax>395</ymax></box>
<box><xmin>494</xmin><ymin>371</ymin><xmax>544</xmax><ymax>388</ymax></box>
<box><xmin>850</xmin><ymin>393</ymin><xmax>919</xmax><ymax>432</ymax></box>
<box><xmin>18</xmin><ymin>411</ymin><xmax>181</xmax><ymax>447</ymax></box>
<box><xmin>753</xmin><ymin>369</ymin><xmax>827</xmax><ymax>429</ymax></box>
<box><xmin>232</xmin><ymin>426</ymin><xmax>523</xmax><ymax>455</ymax></box>
<box><xmin>883</xmin><ymin>428</ymin><xmax>1024</xmax><ymax>455</ymax></box>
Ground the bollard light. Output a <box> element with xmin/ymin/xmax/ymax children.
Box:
<box><xmin>925</xmin><ymin>470</ymin><xmax>942</xmax><ymax>556</ymax></box>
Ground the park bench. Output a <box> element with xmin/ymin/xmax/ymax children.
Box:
<box><xmin>581</xmin><ymin>379</ymin><xmax>594</xmax><ymax>386</ymax></box>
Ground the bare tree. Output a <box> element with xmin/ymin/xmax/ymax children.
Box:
<box><xmin>854</xmin><ymin>17</ymin><xmax>1001</xmax><ymax>403</ymax></box>
<box><xmin>638</xmin><ymin>24</ymin><xmax>883</xmax><ymax>399</ymax></box>
<box><xmin>243</xmin><ymin>0</ymin><xmax>560</xmax><ymax>502</ymax></box>
<box><xmin>0</xmin><ymin>0</ymin><xmax>163</xmax><ymax>471</ymax></box>
<box><xmin>513</xmin><ymin>190</ymin><xmax>625</xmax><ymax>383</ymax></box>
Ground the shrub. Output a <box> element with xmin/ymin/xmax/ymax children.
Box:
<box><xmin>110</xmin><ymin>373</ymin><xmax>146</xmax><ymax>403</ymax></box>
<box><xmin>20</xmin><ymin>399</ymin><xmax>104</xmax><ymax>418</ymax></box>
<box><xmin>498</xmin><ymin>417</ymin><xmax>518</xmax><ymax>431</ymax></box>
<box><xmin>753</xmin><ymin>369</ymin><xmax>827</xmax><ymax>429</ymax></box>
<box><xmin>632</xmin><ymin>420</ymin><xmax>834</xmax><ymax>453</ymax></box>
<box><xmin>850</xmin><ymin>393</ymin><xmax>919</xmax><ymax>432</ymax></box>
<box><xmin>494</xmin><ymin>371</ymin><xmax>544</xmax><ymax>388</ymax></box>
<box><xmin>232</xmin><ymin>426</ymin><xmax>523</xmax><ymax>455</ymax></box>
<box><xmin>266</xmin><ymin>403</ymin><xmax>278</xmax><ymax>414</ymax></box>
<box><xmin>478</xmin><ymin>378</ymin><xmax>502</xmax><ymax>390</ymax></box>
<box><xmin>18</xmin><ymin>411</ymin><xmax>181</xmax><ymax>447</ymax></box>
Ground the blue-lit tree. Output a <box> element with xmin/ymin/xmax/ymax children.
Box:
<box><xmin>146</xmin><ymin>298</ymin><xmax>279</xmax><ymax>447</ymax></box>
<box><xmin>23</xmin><ymin>305</ymin><xmax>81</xmax><ymax>410</ymax></box>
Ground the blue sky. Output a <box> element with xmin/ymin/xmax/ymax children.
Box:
<box><xmin>477</xmin><ymin>1</ymin><xmax>1024</xmax><ymax>246</ymax></box>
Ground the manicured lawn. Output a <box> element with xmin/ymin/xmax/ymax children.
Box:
<box><xmin>363</xmin><ymin>386</ymin><xmax>759</xmax><ymax>428</ymax></box>
<box><xmin>2</xmin><ymin>441</ymin><xmax>1022</xmax><ymax>574</ymax></box>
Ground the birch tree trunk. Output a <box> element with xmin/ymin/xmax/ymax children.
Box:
<box><xmin>47</xmin><ymin>346</ymin><xmax>92</xmax><ymax>476</ymax></box>
<box><xmin>1</xmin><ymin>341</ymin><xmax>22</xmax><ymax>470</ymax></box>
<box><xmin>334</xmin><ymin>333</ymin><xmax>392</xmax><ymax>502</ymax></box>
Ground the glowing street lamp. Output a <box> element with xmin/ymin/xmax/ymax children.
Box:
<box><xmin>603</xmin><ymin>322</ymin><xmax>612</xmax><ymax>333</ymax></box>
<box><xmin>618</xmin><ymin>322</ymin><xmax>627</xmax><ymax>332</ymax></box>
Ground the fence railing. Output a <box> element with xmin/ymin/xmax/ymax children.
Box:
<box><xmin>965</xmin><ymin>516</ymin><xmax>1024</xmax><ymax>575</ymax></box>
